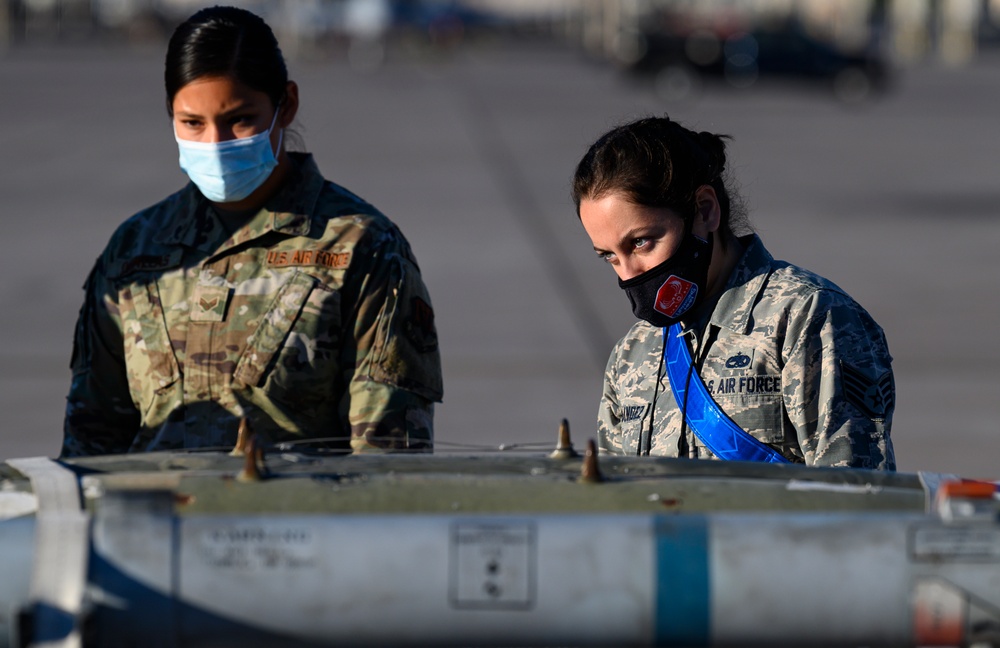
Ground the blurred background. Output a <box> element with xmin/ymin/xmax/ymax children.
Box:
<box><xmin>1</xmin><ymin>0</ymin><xmax>999</xmax><ymax>477</ymax></box>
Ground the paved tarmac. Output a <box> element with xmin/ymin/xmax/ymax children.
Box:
<box><xmin>2</xmin><ymin>37</ymin><xmax>999</xmax><ymax>477</ymax></box>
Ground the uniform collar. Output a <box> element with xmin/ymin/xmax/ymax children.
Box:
<box><xmin>707</xmin><ymin>234</ymin><xmax>775</xmax><ymax>335</ymax></box>
<box><xmin>156</xmin><ymin>152</ymin><xmax>324</xmax><ymax>252</ymax></box>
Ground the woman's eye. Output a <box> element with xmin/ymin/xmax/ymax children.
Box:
<box><xmin>597</xmin><ymin>251</ymin><xmax>617</xmax><ymax>264</ymax></box>
<box><xmin>633</xmin><ymin>237</ymin><xmax>650</xmax><ymax>250</ymax></box>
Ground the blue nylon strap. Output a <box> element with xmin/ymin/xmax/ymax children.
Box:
<box><xmin>664</xmin><ymin>324</ymin><xmax>790</xmax><ymax>464</ymax></box>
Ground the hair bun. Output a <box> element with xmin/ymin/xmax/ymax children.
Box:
<box><xmin>696</xmin><ymin>130</ymin><xmax>727</xmax><ymax>181</ymax></box>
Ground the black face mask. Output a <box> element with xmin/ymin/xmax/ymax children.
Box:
<box><xmin>618</xmin><ymin>230</ymin><xmax>713</xmax><ymax>327</ymax></box>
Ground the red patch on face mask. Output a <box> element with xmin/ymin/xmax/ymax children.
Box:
<box><xmin>654</xmin><ymin>275</ymin><xmax>698</xmax><ymax>318</ymax></box>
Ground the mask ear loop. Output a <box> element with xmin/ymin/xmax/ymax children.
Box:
<box><xmin>269</xmin><ymin>103</ymin><xmax>285</xmax><ymax>159</ymax></box>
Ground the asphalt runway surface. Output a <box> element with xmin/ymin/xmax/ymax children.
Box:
<box><xmin>2</xmin><ymin>38</ymin><xmax>998</xmax><ymax>478</ymax></box>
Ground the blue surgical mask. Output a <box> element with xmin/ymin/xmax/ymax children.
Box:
<box><xmin>175</xmin><ymin>107</ymin><xmax>283</xmax><ymax>203</ymax></box>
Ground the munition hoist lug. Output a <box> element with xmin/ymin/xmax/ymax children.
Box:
<box><xmin>548</xmin><ymin>417</ymin><xmax>602</xmax><ymax>483</ymax></box>
<box><xmin>549</xmin><ymin>418</ymin><xmax>580</xmax><ymax>460</ymax></box>
<box><xmin>232</xmin><ymin>418</ymin><xmax>268</xmax><ymax>483</ymax></box>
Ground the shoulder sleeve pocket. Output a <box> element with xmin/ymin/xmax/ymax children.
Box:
<box><xmin>367</xmin><ymin>257</ymin><xmax>443</xmax><ymax>402</ymax></box>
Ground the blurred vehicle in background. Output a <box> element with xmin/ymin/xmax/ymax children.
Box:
<box><xmin>619</xmin><ymin>12</ymin><xmax>891</xmax><ymax>103</ymax></box>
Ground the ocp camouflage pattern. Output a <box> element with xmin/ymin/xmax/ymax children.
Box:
<box><xmin>63</xmin><ymin>153</ymin><xmax>442</xmax><ymax>456</ymax></box>
<box><xmin>598</xmin><ymin>235</ymin><xmax>895</xmax><ymax>470</ymax></box>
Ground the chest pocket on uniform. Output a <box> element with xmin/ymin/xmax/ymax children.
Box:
<box><xmin>699</xmin><ymin>339</ymin><xmax>786</xmax><ymax>446</ymax></box>
<box><xmin>123</xmin><ymin>281</ymin><xmax>182</xmax><ymax>414</ymax></box>
<box><xmin>232</xmin><ymin>271</ymin><xmax>341</xmax><ymax>403</ymax></box>
<box><xmin>710</xmin><ymin>392</ymin><xmax>787</xmax><ymax>444</ymax></box>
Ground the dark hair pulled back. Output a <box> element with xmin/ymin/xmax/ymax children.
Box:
<box><xmin>165</xmin><ymin>5</ymin><xmax>288</xmax><ymax>115</ymax></box>
<box><xmin>572</xmin><ymin>116</ymin><xmax>747</xmax><ymax>236</ymax></box>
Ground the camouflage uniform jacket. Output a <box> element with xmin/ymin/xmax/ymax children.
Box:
<box><xmin>62</xmin><ymin>153</ymin><xmax>443</xmax><ymax>456</ymax></box>
<box><xmin>599</xmin><ymin>234</ymin><xmax>895</xmax><ymax>469</ymax></box>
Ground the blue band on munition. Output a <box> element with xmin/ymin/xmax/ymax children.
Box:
<box><xmin>664</xmin><ymin>324</ymin><xmax>790</xmax><ymax>464</ymax></box>
<box><xmin>655</xmin><ymin>516</ymin><xmax>710</xmax><ymax>646</ymax></box>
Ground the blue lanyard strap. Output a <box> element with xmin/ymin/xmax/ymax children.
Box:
<box><xmin>663</xmin><ymin>324</ymin><xmax>789</xmax><ymax>464</ymax></box>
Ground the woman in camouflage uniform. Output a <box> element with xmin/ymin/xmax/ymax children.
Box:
<box><xmin>62</xmin><ymin>6</ymin><xmax>442</xmax><ymax>456</ymax></box>
<box><xmin>573</xmin><ymin>116</ymin><xmax>894</xmax><ymax>469</ymax></box>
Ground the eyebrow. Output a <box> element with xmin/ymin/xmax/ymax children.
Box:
<box><xmin>595</xmin><ymin>226</ymin><xmax>664</xmax><ymax>253</ymax></box>
<box><xmin>174</xmin><ymin>104</ymin><xmax>256</xmax><ymax>120</ymax></box>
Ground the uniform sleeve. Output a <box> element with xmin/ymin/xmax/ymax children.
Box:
<box><xmin>597</xmin><ymin>342</ymin><xmax>625</xmax><ymax>454</ymax></box>
<box><xmin>782</xmin><ymin>290</ymin><xmax>896</xmax><ymax>470</ymax></box>
<box><xmin>61</xmin><ymin>261</ymin><xmax>140</xmax><ymax>457</ymax></box>
<box><xmin>343</xmin><ymin>233</ymin><xmax>443</xmax><ymax>453</ymax></box>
